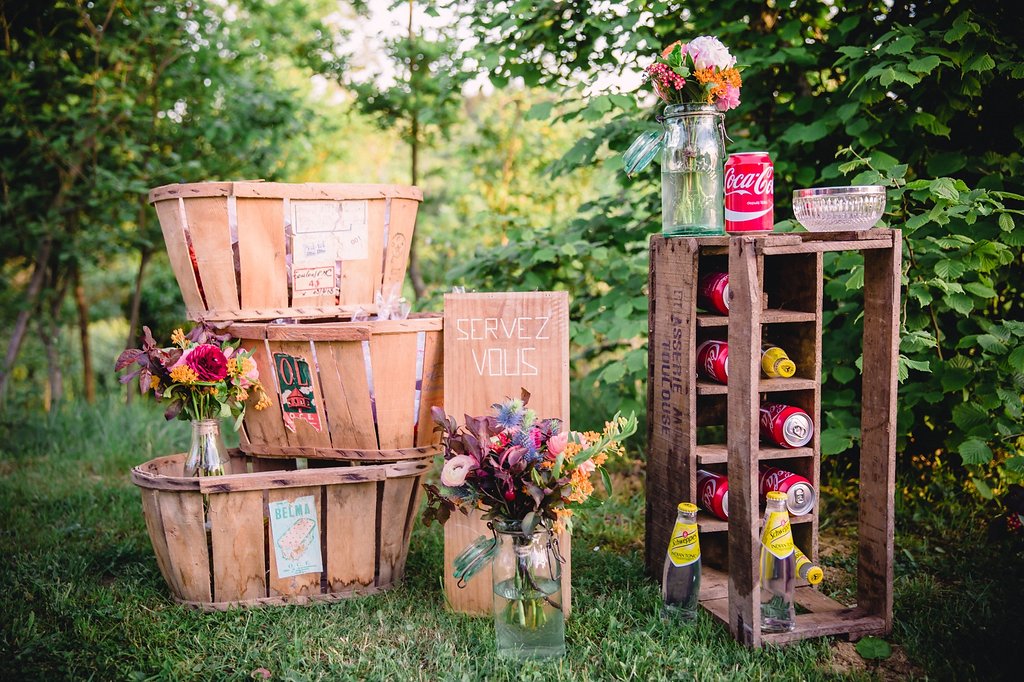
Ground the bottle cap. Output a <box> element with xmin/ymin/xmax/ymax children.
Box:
<box><xmin>766</xmin><ymin>491</ymin><xmax>787</xmax><ymax>502</ymax></box>
<box><xmin>776</xmin><ymin>359</ymin><xmax>796</xmax><ymax>378</ymax></box>
<box><xmin>677</xmin><ymin>502</ymin><xmax>698</xmax><ymax>513</ymax></box>
<box><xmin>806</xmin><ymin>565</ymin><xmax>824</xmax><ymax>585</ymax></box>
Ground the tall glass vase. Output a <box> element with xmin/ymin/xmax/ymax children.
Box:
<box><xmin>660</xmin><ymin>103</ymin><xmax>726</xmax><ymax>236</ymax></box>
<box><xmin>183</xmin><ymin>419</ymin><xmax>229</xmax><ymax>478</ymax></box>
<box><xmin>492</xmin><ymin>520</ymin><xmax>565</xmax><ymax>660</ymax></box>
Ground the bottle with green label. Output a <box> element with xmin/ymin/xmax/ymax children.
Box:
<box><xmin>662</xmin><ymin>502</ymin><xmax>701</xmax><ymax>621</ymax></box>
<box><xmin>760</xmin><ymin>491</ymin><xmax>796</xmax><ymax>632</ymax></box>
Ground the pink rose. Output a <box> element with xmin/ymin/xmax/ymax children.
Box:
<box><xmin>184</xmin><ymin>344</ymin><xmax>228</xmax><ymax>381</ymax></box>
<box><xmin>686</xmin><ymin>36</ymin><xmax>736</xmax><ymax>71</ymax></box>
<box><xmin>716</xmin><ymin>84</ymin><xmax>741</xmax><ymax>112</ymax></box>
<box><xmin>548</xmin><ymin>432</ymin><xmax>568</xmax><ymax>456</ymax></box>
<box><xmin>441</xmin><ymin>455</ymin><xmax>476</xmax><ymax>487</ymax></box>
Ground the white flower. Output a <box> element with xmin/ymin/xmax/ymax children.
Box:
<box><xmin>440</xmin><ymin>455</ymin><xmax>476</xmax><ymax>487</ymax></box>
<box><xmin>686</xmin><ymin>36</ymin><xmax>736</xmax><ymax>71</ymax></box>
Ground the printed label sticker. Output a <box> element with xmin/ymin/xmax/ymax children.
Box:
<box><xmin>268</xmin><ymin>495</ymin><xmax>323</xmax><ymax>578</ymax></box>
<box><xmin>273</xmin><ymin>352</ymin><xmax>323</xmax><ymax>433</ymax></box>
<box><xmin>291</xmin><ymin>200</ymin><xmax>368</xmax><ymax>263</ymax></box>
<box><xmin>292</xmin><ymin>265</ymin><xmax>337</xmax><ymax>298</ymax></box>
<box><xmin>668</xmin><ymin>521</ymin><xmax>700</xmax><ymax>567</ymax></box>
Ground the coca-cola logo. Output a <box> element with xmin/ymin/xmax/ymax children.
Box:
<box><xmin>700</xmin><ymin>344</ymin><xmax>720</xmax><ymax>376</ymax></box>
<box><xmin>725</xmin><ymin>166</ymin><xmax>774</xmax><ymax>196</ymax></box>
<box><xmin>701</xmin><ymin>481</ymin><xmax>717</xmax><ymax>509</ymax></box>
<box><xmin>761</xmin><ymin>470</ymin><xmax>790</xmax><ymax>491</ymax></box>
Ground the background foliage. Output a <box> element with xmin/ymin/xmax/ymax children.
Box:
<box><xmin>1</xmin><ymin>2</ymin><xmax>1022</xmax><ymax>506</ymax></box>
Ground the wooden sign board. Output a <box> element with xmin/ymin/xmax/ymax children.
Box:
<box><xmin>442</xmin><ymin>291</ymin><xmax>572</xmax><ymax>616</ymax></box>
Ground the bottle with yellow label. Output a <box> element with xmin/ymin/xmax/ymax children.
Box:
<box><xmin>662</xmin><ymin>502</ymin><xmax>701</xmax><ymax>621</ymax></box>
<box><xmin>760</xmin><ymin>491</ymin><xmax>796</xmax><ymax>632</ymax></box>
<box><xmin>761</xmin><ymin>344</ymin><xmax>797</xmax><ymax>378</ymax></box>
<box><xmin>794</xmin><ymin>546</ymin><xmax>823</xmax><ymax>585</ymax></box>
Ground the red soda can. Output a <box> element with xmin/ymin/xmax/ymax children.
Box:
<box><xmin>697</xmin><ymin>272</ymin><xmax>730</xmax><ymax>314</ymax></box>
<box><xmin>759</xmin><ymin>402</ymin><xmax>814</xmax><ymax>448</ymax></box>
<box><xmin>697</xmin><ymin>469</ymin><xmax>729</xmax><ymax>521</ymax></box>
<box><xmin>759</xmin><ymin>466</ymin><xmax>816</xmax><ymax>516</ymax></box>
<box><xmin>696</xmin><ymin>339</ymin><xmax>729</xmax><ymax>384</ymax></box>
<box><xmin>725</xmin><ymin>152</ymin><xmax>774</xmax><ymax>233</ymax></box>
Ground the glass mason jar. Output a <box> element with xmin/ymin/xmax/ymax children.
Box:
<box><xmin>491</xmin><ymin>520</ymin><xmax>565</xmax><ymax>660</ymax></box>
<box><xmin>660</xmin><ymin>103</ymin><xmax>726</xmax><ymax>236</ymax></box>
<box><xmin>183</xmin><ymin>418</ymin><xmax>229</xmax><ymax>478</ymax></box>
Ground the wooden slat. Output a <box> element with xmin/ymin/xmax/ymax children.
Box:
<box><xmin>696</xmin><ymin>377</ymin><xmax>818</xmax><ymax>395</ymax></box>
<box><xmin>239</xmin><ymin>444</ymin><xmax>437</xmax><ymax>461</ymax></box>
<box><xmin>153</xmin><ymin>199</ymin><xmax>205</xmax><ymax>313</ymax></box>
<box><xmin>338</xmin><ymin>199</ymin><xmax>386</xmax><ymax>306</ymax></box>
<box><xmin>381</xmin><ymin>198</ymin><xmax>419</xmax><ymax>296</ymax></box>
<box><xmin>369</xmin><ymin>331</ymin><xmax>419</xmax><ymax>449</ymax></box>
<box><xmin>695</xmin><ymin>443</ymin><xmax>814</xmax><ymax>465</ymax></box>
<box><xmin>416</xmin><ymin>328</ymin><xmax>445</xmax><ymax>447</ymax></box>
<box><xmin>268</xmin><ymin>485</ymin><xmax>323</xmax><ymax>598</ymax></box>
<box><xmin>267</xmin><ymin>325</ymin><xmax>371</xmax><ymax>342</ymax></box>
<box><xmin>236</xmin><ymin>197</ymin><xmax>288</xmax><ymax>310</ymax></box>
<box><xmin>150</xmin><ymin>182</ymin><xmax>424</xmax><ymax>205</ymax></box>
<box><xmin>857</xmin><ymin>232</ymin><xmax>900</xmax><ymax>633</ymax></box>
<box><xmin>697</xmin><ymin>310</ymin><xmax>817</xmax><ymax>328</ymax></box>
<box><xmin>325</xmin><ymin>481</ymin><xmax>377</xmax><ymax>590</ymax></box>
<box><xmin>318</xmin><ymin>340</ymin><xmax>379</xmax><ymax>450</ymax></box>
<box><xmin>377</xmin><ymin>477</ymin><xmax>415</xmax><ymax>587</ymax></box>
<box><xmin>157</xmin><ymin>491</ymin><xmax>212</xmax><ymax>603</ymax></box>
<box><xmin>182</xmin><ymin>196</ymin><xmax>238</xmax><ymax>313</ymax></box>
<box><xmin>195</xmin><ymin>305</ymin><xmax>374</xmax><ymax>323</ymax></box>
<box><xmin>646</xmin><ymin>236</ymin><xmax>700</xmax><ymax>580</ymax></box>
<box><xmin>726</xmin><ymin>236</ymin><xmax>763</xmax><ymax>647</ymax></box>
<box><xmin>761</xmin><ymin>237</ymin><xmax>894</xmax><ymax>255</ymax></box>
<box><xmin>208</xmin><ymin>490</ymin><xmax>266</xmax><ymax>602</ymax></box>
<box><xmin>139</xmin><ymin>489</ymin><xmax>180</xmax><ymax>596</ymax></box>
<box><xmin>238</xmin><ymin>339</ymin><xmax>288</xmax><ymax>450</ymax></box>
<box><xmin>199</xmin><ymin>462</ymin><xmax>385</xmax><ymax>494</ymax></box>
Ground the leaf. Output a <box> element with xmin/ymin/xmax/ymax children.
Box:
<box><xmin>856</xmin><ymin>637</ymin><xmax>893</xmax><ymax>660</ymax></box>
<box><xmin>1008</xmin><ymin>346</ymin><xmax>1024</xmax><ymax>373</ymax></box>
<box><xmin>907</xmin><ymin>55</ymin><xmax>942</xmax><ymax>75</ymax></box>
<box><xmin>943</xmin><ymin>293</ymin><xmax>974</xmax><ymax>315</ymax></box>
<box><xmin>1005</xmin><ymin>456</ymin><xmax>1024</xmax><ymax>473</ymax></box>
<box><xmin>832</xmin><ymin>366</ymin><xmax>856</xmax><ymax>385</ymax></box>
<box><xmin>959</xmin><ymin>438</ymin><xmax>993</xmax><ymax>465</ymax></box>
<box><xmin>821</xmin><ymin>428</ymin><xmax>855</xmax><ymax>456</ymax></box>
<box><xmin>934</xmin><ymin>258</ymin><xmax>966</xmax><ymax>280</ymax></box>
<box><xmin>972</xmin><ymin>477</ymin><xmax>994</xmax><ymax>500</ymax></box>
<box><xmin>998</xmin><ymin>213</ymin><xmax>1014</xmax><ymax>232</ymax></box>
<box><xmin>964</xmin><ymin>53</ymin><xmax>996</xmax><ymax>74</ymax></box>
<box><xmin>601</xmin><ymin>467</ymin><xmax>613</xmax><ymax>496</ymax></box>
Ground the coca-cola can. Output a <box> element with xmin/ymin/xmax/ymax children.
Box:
<box><xmin>759</xmin><ymin>402</ymin><xmax>814</xmax><ymax>448</ymax></box>
<box><xmin>760</xmin><ymin>466</ymin><xmax>816</xmax><ymax>516</ymax></box>
<box><xmin>697</xmin><ymin>469</ymin><xmax>729</xmax><ymax>521</ymax></box>
<box><xmin>696</xmin><ymin>339</ymin><xmax>729</xmax><ymax>384</ymax></box>
<box><xmin>725</xmin><ymin>152</ymin><xmax>774</xmax><ymax>233</ymax></box>
<box><xmin>697</xmin><ymin>271</ymin><xmax>730</xmax><ymax>315</ymax></box>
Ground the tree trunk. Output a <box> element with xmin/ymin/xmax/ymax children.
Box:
<box><xmin>125</xmin><ymin>247</ymin><xmax>152</xmax><ymax>404</ymax></box>
<box><xmin>0</xmin><ymin>236</ymin><xmax>53</xmax><ymax>402</ymax></box>
<box><xmin>39</xmin><ymin>273</ymin><xmax>69</xmax><ymax>412</ymax></box>
<box><xmin>405</xmin><ymin>0</ymin><xmax>427</xmax><ymax>301</ymax></box>
<box><xmin>73</xmin><ymin>266</ymin><xmax>95</xmax><ymax>403</ymax></box>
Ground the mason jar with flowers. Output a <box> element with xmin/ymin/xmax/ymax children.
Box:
<box><xmin>423</xmin><ymin>390</ymin><xmax>636</xmax><ymax>661</ymax></box>
<box><xmin>116</xmin><ymin>324</ymin><xmax>271</xmax><ymax>477</ymax></box>
<box><xmin>624</xmin><ymin>36</ymin><xmax>743</xmax><ymax>236</ymax></box>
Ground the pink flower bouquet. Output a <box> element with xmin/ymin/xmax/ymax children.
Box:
<box><xmin>645</xmin><ymin>35</ymin><xmax>743</xmax><ymax>111</ymax></box>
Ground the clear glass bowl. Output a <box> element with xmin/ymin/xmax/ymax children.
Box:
<box><xmin>792</xmin><ymin>186</ymin><xmax>886</xmax><ymax>232</ymax></box>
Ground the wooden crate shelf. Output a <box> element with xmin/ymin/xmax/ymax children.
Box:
<box><xmin>646</xmin><ymin>230</ymin><xmax>900</xmax><ymax>648</ymax></box>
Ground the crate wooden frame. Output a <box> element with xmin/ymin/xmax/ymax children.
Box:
<box><xmin>131</xmin><ymin>450</ymin><xmax>429</xmax><ymax>610</ymax></box>
<box><xmin>148</xmin><ymin>181</ymin><xmax>423</xmax><ymax>322</ymax></box>
<box><xmin>226</xmin><ymin>314</ymin><xmax>443</xmax><ymax>460</ymax></box>
<box><xmin>646</xmin><ymin>229</ymin><xmax>900</xmax><ymax>647</ymax></box>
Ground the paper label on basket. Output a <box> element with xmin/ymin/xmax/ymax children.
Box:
<box><xmin>292</xmin><ymin>265</ymin><xmax>338</xmax><ymax>298</ymax></box>
<box><xmin>269</xmin><ymin>495</ymin><xmax>323</xmax><ymax>578</ymax></box>
<box><xmin>273</xmin><ymin>352</ymin><xmax>323</xmax><ymax>432</ymax></box>
<box><xmin>291</xmin><ymin>200</ymin><xmax>368</xmax><ymax>262</ymax></box>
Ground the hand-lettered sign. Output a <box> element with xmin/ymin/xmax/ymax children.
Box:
<box><xmin>442</xmin><ymin>291</ymin><xmax>571</xmax><ymax>617</ymax></box>
<box><xmin>273</xmin><ymin>352</ymin><xmax>323</xmax><ymax>433</ymax></box>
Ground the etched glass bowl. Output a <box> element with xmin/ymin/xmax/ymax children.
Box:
<box><xmin>792</xmin><ymin>186</ymin><xmax>886</xmax><ymax>232</ymax></box>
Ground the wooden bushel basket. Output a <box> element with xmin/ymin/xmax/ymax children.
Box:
<box><xmin>131</xmin><ymin>451</ymin><xmax>430</xmax><ymax>610</ymax></box>
<box><xmin>227</xmin><ymin>314</ymin><xmax>443</xmax><ymax>460</ymax></box>
<box><xmin>148</xmin><ymin>182</ymin><xmax>422</xmax><ymax>322</ymax></box>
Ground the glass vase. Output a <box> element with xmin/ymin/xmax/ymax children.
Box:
<box><xmin>661</xmin><ymin>103</ymin><xmax>726</xmax><ymax>236</ymax></box>
<box><xmin>183</xmin><ymin>419</ymin><xmax>229</xmax><ymax>478</ymax></box>
<box><xmin>492</xmin><ymin>520</ymin><xmax>565</xmax><ymax>660</ymax></box>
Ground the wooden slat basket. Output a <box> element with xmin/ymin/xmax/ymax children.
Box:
<box><xmin>148</xmin><ymin>182</ymin><xmax>423</xmax><ymax>322</ymax></box>
<box><xmin>131</xmin><ymin>451</ymin><xmax>430</xmax><ymax>610</ymax></box>
<box><xmin>228</xmin><ymin>314</ymin><xmax>443</xmax><ymax>460</ymax></box>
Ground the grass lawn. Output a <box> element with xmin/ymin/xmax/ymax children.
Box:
<box><xmin>1</xmin><ymin>397</ymin><xmax>1020</xmax><ymax>680</ymax></box>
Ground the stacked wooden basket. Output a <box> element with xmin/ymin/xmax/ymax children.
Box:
<box><xmin>131</xmin><ymin>182</ymin><xmax>442</xmax><ymax>609</ymax></box>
